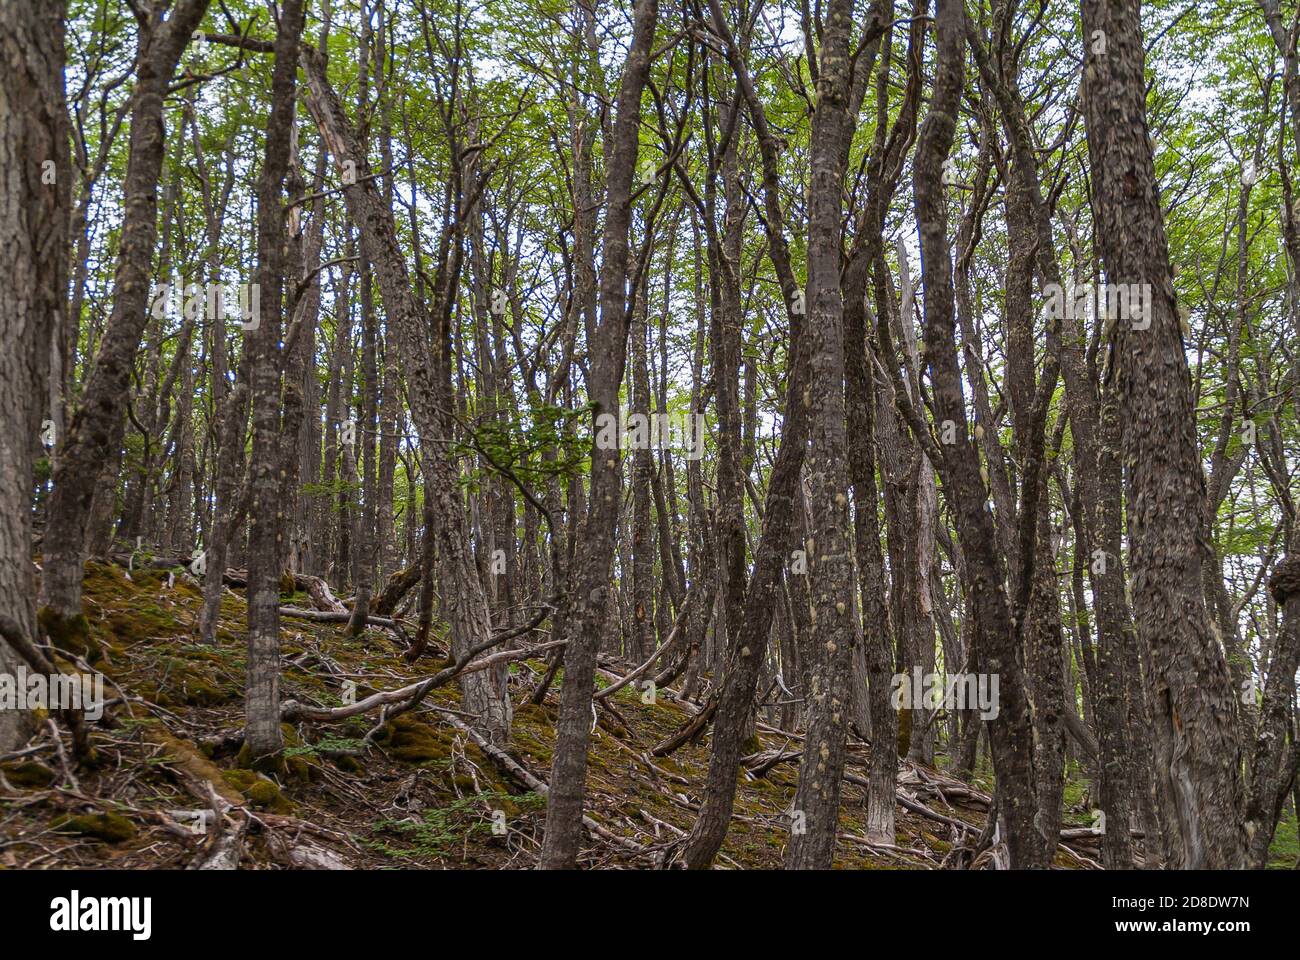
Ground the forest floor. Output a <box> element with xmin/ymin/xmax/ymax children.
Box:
<box><xmin>1</xmin><ymin>560</ymin><xmax>1294</xmax><ymax>869</ymax></box>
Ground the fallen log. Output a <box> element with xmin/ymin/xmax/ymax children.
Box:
<box><xmin>651</xmin><ymin>697</ymin><xmax>717</xmax><ymax>756</ymax></box>
<box><xmin>278</xmin><ymin>606</ymin><xmax>411</xmax><ymax>646</ymax></box>
<box><xmin>229</xmin><ymin>571</ymin><xmax>346</xmax><ymax>613</ymax></box>
<box><xmin>594</xmin><ymin>590</ymin><xmax>693</xmax><ymax>702</ymax></box>
<box><xmin>372</xmin><ymin>564</ymin><xmax>421</xmax><ymax>617</ymax></box>
<box><xmin>280</xmin><ymin>639</ymin><xmax>567</xmax><ymax>723</ymax></box>
<box><xmin>108</xmin><ymin>552</ymin><xmax>348</xmax><ymax>614</ymax></box>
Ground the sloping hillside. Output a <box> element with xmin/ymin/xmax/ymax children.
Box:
<box><xmin>0</xmin><ymin>560</ymin><xmax>1049</xmax><ymax>869</ymax></box>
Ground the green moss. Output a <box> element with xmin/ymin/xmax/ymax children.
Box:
<box><xmin>1268</xmin><ymin>806</ymin><xmax>1299</xmax><ymax>869</ymax></box>
<box><xmin>146</xmin><ymin>723</ymin><xmax>247</xmax><ymax>806</ymax></box>
<box><xmin>133</xmin><ymin>682</ymin><xmax>174</xmax><ymax>708</ymax></box>
<box><xmin>922</xmin><ymin>831</ymin><xmax>953</xmax><ymax>853</ymax></box>
<box><xmin>222</xmin><ymin>768</ymin><xmax>259</xmax><ymax>792</ymax></box>
<box><xmin>235</xmin><ymin>736</ymin><xmax>318</xmax><ymax>783</ymax></box>
<box><xmin>366</xmin><ymin>791</ymin><xmax>523</xmax><ymax>861</ymax></box>
<box><xmin>378</xmin><ymin>715</ymin><xmax>453</xmax><ymax>764</ymax></box>
<box><xmin>129</xmin><ymin>569</ymin><xmax>165</xmax><ymax>589</ymax></box>
<box><xmin>37</xmin><ymin>607</ymin><xmax>100</xmax><ymax>662</ymax></box>
<box><xmin>174</xmin><ymin>677</ymin><xmax>227</xmax><ymax>706</ymax></box>
<box><xmin>510</xmin><ymin>728</ymin><xmax>553</xmax><ymax>763</ymax></box>
<box><xmin>105</xmin><ymin>606</ymin><xmax>180</xmax><ymax>645</ymax></box>
<box><xmin>236</xmin><ymin>742</ymin><xmax>286</xmax><ymax>776</ymax></box>
<box><xmin>135</xmin><ymin>655</ymin><xmax>238</xmax><ymax>707</ymax></box>
<box><xmin>513</xmin><ymin>703</ymin><xmax>551</xmax><ymax>723</ymax></box>
<box><xmin>222</xmin><ymin>768</ymin><xmax>294</xmax><ymax>812</ymax></box>
<box><xmin>286</xmin><ymin>754</ymin><xmax>319</xmax><ymax>783</ymax></box>
<box><xmin>1</xmin><ymin>761</ymin><xmax>57</xmax><ymax>787</ymax></box>
<box><xmin>82</xmin><ymin>562</ymin><xmax>127</xmax><ymax>594</ymax></box>
<box><xmin>601</xmin><ymin>719</ymin><xmax>631</xmax><ymax>739</ymax></box>
<box><xmin>51</xmin><ymin>812</ymin><xmax>136</xmax><ymax>843</ymax></box>
<box><xmin>332</xmin><ymin>754</ymin><xmax>365</xmax><ymax>774</ymax></box>
<box><xmin>279</xmin><ymin>724</ymin><xmax>321</xmax><ymax>782</ymax></box>
<box><xmin>243</xmin><ymin>780</ymin><xmax>281</xmax><ymax>806</ymax></box>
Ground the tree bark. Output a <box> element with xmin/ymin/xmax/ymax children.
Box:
<box><xmin>784</xmin><ymin>0</ymin><xmax>871</xmax><ymax>871</ymax></box>
<box><xmin>910</xmin><ymin>0</ymin><xmax>1043</xmax><ymax>868</ymax></box>
<box><xmin>244</xmin><ymin>0</ymin><xmax>306</xmax><ymax>762</ymax></box>
<box><xmin>1081</xmin><ymin>0</ymin><xmax>1246</xmax><ymax>868</ymax></box>
<box><xmin>538</xmin><ymin>0</ymin><xmax>659</xmax><ymax>869</ymax></box>
<box><xmin>0</xmin><ymin>0</ymin><xmax>70</xmax><ymax>752</ymax></box>
<box><xmin>39</xmin><ymin>0</ymin><xmax>211</xmax><ymax>632</ymax></box>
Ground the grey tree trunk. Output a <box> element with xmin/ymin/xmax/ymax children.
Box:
<box><xmin>674</xmin><ymin>0</ymin><xmax>817</xmax><ymax>869</ymax></box>
<box><xmin>347</xmin><ymin>8</ymin><xmax>377</xmax><ymax>636</ymax></box>
<box><xmin>784</xmin><ymin>0</ymin><xmax>870</xmax><ymax>871</ymax></box>
<box><xmin>244</xmin><ymin>0</ymin><xmax>306</xmax><ymax>762</ymax></box>
<box><xmin>911</xmin><ymin>0</ymin><xmax>1043</xmax><ymax>868</ymax></box>
<box><xmin>0</xmin><ymin>0</ymin><xmax>70</xmax><ymax>752</ymax></box>
<box><xmin>538</xmin><ymin>0</ymin><xmax>658</xmax><ymax>869</ymax></box>
<box><xmin>300</xmin><ymin>43</ymin><xmax>510</xmax><ymax>747</ymax></box>
<box><xmin>39</xmin><ymin>0</ymin><xmax>211</xmax><ymax>637</ymax></box>
<box><xmin>1082</xmin><ymin>0</ymin><xmax>1246</xmax><ymax>868</ymax></box>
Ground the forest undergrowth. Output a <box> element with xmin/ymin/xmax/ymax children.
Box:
<box><xmin>0</xmin><ymin>557</ymin><xmax>1169</xmax><ymax>870</ymax></box>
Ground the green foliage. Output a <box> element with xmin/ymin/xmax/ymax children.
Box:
<box><xmin>284</xmin><ymin>737</ymin><xmax>368</xmax><ymax>758</ymax></box>
<box><xmin>455</xmin><ymin>402</ymin><xmax>591</xmax><ymax>494</ymax></box>
<box><xmin>366</xmin><ymin>791</ymin><xmax>541</xmax><ymax>861</ymax></box>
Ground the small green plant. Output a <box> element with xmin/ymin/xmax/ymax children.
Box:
<box><xmin>365</xmin><ymin>791</ymin><xmax>542</xmax><ymax>861</ymax></box>
<box><xmin>284</xmin><ymin>737</ymin><xmax>368</xmax><ymax>758</ymax></box>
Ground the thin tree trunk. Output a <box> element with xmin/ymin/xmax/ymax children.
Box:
<box><xmin>538</xmin><ymin>0</ymin><xmax>658</xmax><ymax>869</ymax></box>
<box><xmin>39</xmin><ymin>0</ymin><xmax>211</xmax><ymax>636</ymax></box>
<box><xmin>785</xmin><ymin>0</ymin><xmax>874</xmax><ymax>870</ymax></box>
<box><xmin>244</xmin><ymin>0</ymin><xmax>306</xmax><ymax>763</ymax></box>
<box><xmin>909</xmin><ymin>0</ymin><xmax>1043</xmax><ymax>868</ymax></box>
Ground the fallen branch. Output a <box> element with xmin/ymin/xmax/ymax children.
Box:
<box><xmin>651</xmin><ymin>697</ymin><xmax>717</xmax><ymax>757</ymax></box>
<box><xmin>108</xmin><ymin>553</ymin><xmax>346</xmax><ymax>614</ymax></box>
<box><xmin>371</xmin><ymin>564</ymin><xmax>421</xmax><ymax>617</ymax></box>
<box><xmin>280</xmin><ymin>639</ymin><xmax>567</xmax><ymax>723</ymax></box>
<box><xmin>594</xmin><ymin>589</ymin><xmax>693</xmax><ymax>702</ymax></box>
<box><xmin>279</xmin><ymin>606</ymin><xmax>412</xmax><ymax>646</ymax></box>
<box><xmin>431</xmin><ymin>707</ymin><xmax>657</xmax><ymax>861</ymax></box>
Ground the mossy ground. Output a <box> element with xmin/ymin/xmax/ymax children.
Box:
<box><xmin>3</xmin><ymin>560</ymin><xmax>1295</xmax><ymax>868</ymax></box>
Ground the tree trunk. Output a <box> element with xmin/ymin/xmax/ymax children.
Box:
<box><xmin>299</xmin><ymin>43</ymin><xmax>509</xmax><ymax>747</ymax></box>
<box><xmin>39</xmin><ymin>0</ymin><xmax>211</xmax><ymax>633</ymax></box>
<box><xmin>244</xmin><ymin>0</ymin><xmax>306</xmax><ymax>763</ymax></box>
<box><xmin>0</xmin><ymin>0</ymin><xmax>70</xmax><ymax>752</ymax></box>
<box><xmin>911</xmin><ymin>0</ymin><xmax>1042</xmax><ymax>868</ymax></box>
<box><xmin>784</xmin><ymin>0</ymin><xmax>868</xmax><ymax>871</ymax></box>
<box><xmin>538</xmin><ymin>0</ymin><xmax>658</xmax><ymax>869</ymax></box>
<box><xmin>1081</xmin><ymin>0</ymin><xmax>1245</xmax><ymax>868</ymax></box>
